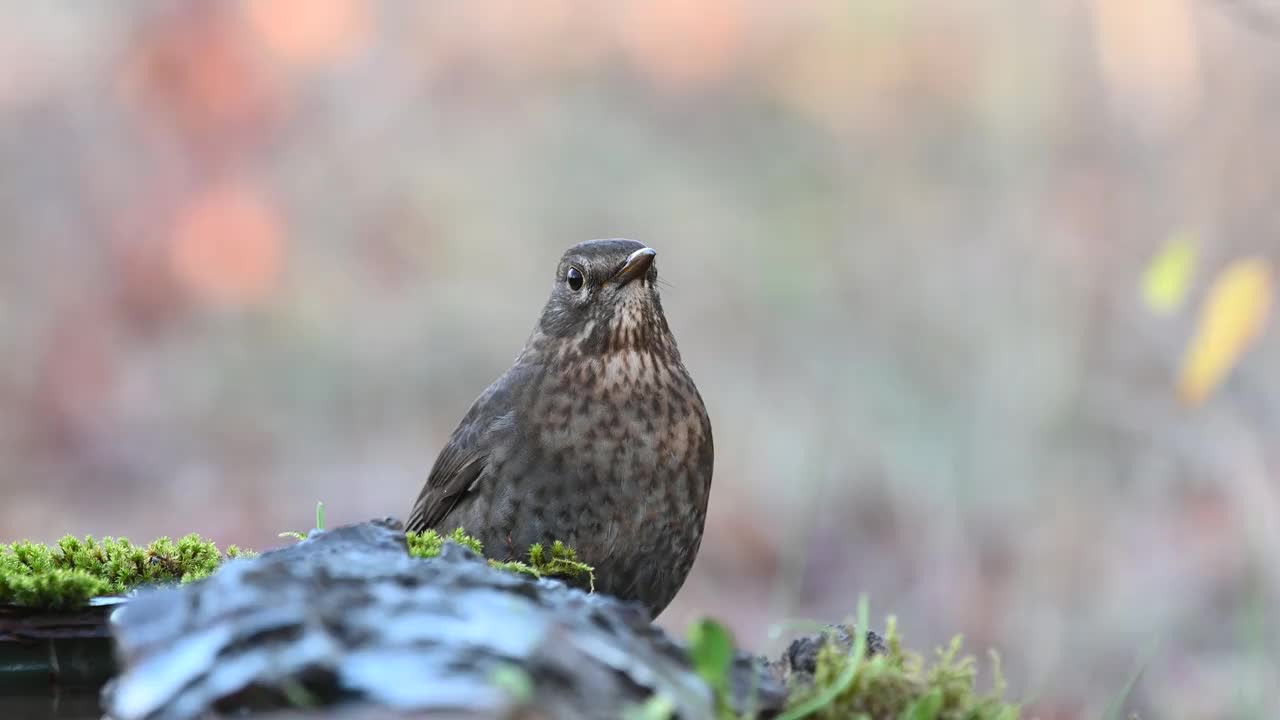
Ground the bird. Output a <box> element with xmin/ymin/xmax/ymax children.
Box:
<box><xmin>407</xmin><ymin>239</ymin><xmax>713</xmax><ymax>617</ymax></box>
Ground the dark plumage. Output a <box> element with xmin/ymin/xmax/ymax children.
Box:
<box><xmin>407</xmin><ymin>239</ymin><xmax>713</xmax><ymax>616</ymax></box>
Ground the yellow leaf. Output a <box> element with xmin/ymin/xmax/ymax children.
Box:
<box><xmin>1177</xmin><ymin>257</ymin><xmax>1274</xmax><ymax>405</ymax></box>
<box><xmin>1142</xmin><ymin>231</ymin><xmax>1197</xmax><ymax>313</ymax></box>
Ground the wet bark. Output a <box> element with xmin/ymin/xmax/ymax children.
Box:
<box><xmin>102</xmin><ymin>519</ymin><xmax>791</xmax><ymax>720</ymax></box>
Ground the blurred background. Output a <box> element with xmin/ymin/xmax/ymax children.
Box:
<box><xmin>2</xmin><ymin>1</ymin><xmax>1279</xmax><ymax>717</ymax></box>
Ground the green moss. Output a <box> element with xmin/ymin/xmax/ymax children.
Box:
<box><xmin>3</xmin><ymin>522</ymin><xmax>589</xmax><ymax>611</ymax></box>
<box><xmin>777</xmin><ymin>609</ymin><xmax>1019</xmax><ymax>720</ymax></box>
<box><xmin>671</xmin><ymin>597</ymin><xmax>1017</xmax><ymax>720</ymax></box>
<box><xmin>405</xmin><ymin>527</ymin><xmax>482</xmax><ymax>558</ymax></box>
<box><xmin>784</xmin><ymin>629</ymin><xmax>1017</xmax><ymax>719</ymax></box>
<box><xmin>490</xmin><ymin>541</ymin><xmax>595</xmax><ymax>590</ymax></box>
<box><xmin>0</xmin><ymin>534</ymin><xmax>245</xmax><ymax>609</ymax></box>
<box><xmin>406</xmin><ymin>528</ymin><xmax>595</xmax><ymax>589</ymax></box>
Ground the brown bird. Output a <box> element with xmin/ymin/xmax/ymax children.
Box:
<box><xmin>407</xmin><ymin>239</ymin><xmax>713</xmax><ymax>617</ymax></box>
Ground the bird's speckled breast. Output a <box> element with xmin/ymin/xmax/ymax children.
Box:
<box><xmin>513</xmin><ymin>308</ymin><xmax>713</xmax><ymax>612</ymax></box>
<box><xmin>447</xmin><ymin>284</ymin><xmax>714</xmax><ymax>615</ymax></box>
<box><xmin>529</xmin><ymin>347</ymin><xmax>713</xmax><ymax>555</ymax></box>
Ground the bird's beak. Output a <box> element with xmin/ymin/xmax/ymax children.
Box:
<box><xmin>613</xmin><ymin>247</ymin><xmax>656</xmax><ymax>285</ymax></box>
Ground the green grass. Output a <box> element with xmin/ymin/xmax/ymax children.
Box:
<box><xmin>671</xmin><ymin>595</ymin><xmax>1020</xmax><ymax>720</ymax></box>
<box><xmin>794</xmin><ymin>634</ymin><xmax>1016</xmax><ymax>720</ymax></box>
<box><xmin>777</xmin><ymin>611</ymin><xmax>1018</xmax><ymax>719</ymax></box>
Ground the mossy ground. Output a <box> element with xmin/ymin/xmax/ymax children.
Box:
<box><xmin>1</xmin><ymin>525</ymin><xmax>591</xmax><ymax>610</ymax></box>
<box><xmin>0</xmin><ymin>534</ymin><xmax>253</xmax><ymax>609</ymax></box>
<box><xmin>4</xmin><ymin>525</ymin><xmax>1017</xmax><ymax>718</ymax></box>
<box><xmin>778</xmin><ymin>621</ymin><xmax>1018</xmax><ymax>720</ymax></box>
<box><xmin>667</xmin><ymin>598</ymin><xmax>1020</xmax><ymax>720</ymax></box>
<box><xmin>406</xmin><ymin>527</ymin><xmax>594</xmax><ymax>590</ymax></box>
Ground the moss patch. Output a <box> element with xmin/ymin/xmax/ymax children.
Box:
<box><xmin>3</xmin><ymin>526</ymin><xmax>593</xmax><ymax>610</ymax></box>
<box><xmin>781</xmin><ymin>622</ymin><xmax>1017</xmax><ymax>719</ymax></box>
<box><xmin>660</xmin><ymin>597</ymin><xmax>1019</xmax><ymax>720</ymax></box>
<box><xmin>407</xmin><ymin>528</ymin><xmax>595</xmax><ymax>590</ymax></box>
<box><xmin>0</xmin><ymin>534</ymin><xmax>254</xmax><ymax>609</ymax></box>
<box><xmin>770</xmin><ymin>598</ymin><xmax>1018</xmax><ymax>720</ymax></box>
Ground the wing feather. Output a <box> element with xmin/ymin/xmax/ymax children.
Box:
<box><xmin>406</xmin><ymin>363</ymin><xmax>535</xmax><ymax>532</ymax></box>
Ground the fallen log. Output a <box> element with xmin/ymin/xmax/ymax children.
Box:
<box><xmin>102</xmin><ymin>518</ymin><xmax>789</xmax><ymax>720</ymax></box>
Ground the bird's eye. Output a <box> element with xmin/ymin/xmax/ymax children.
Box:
<box><xmin>566</xmin><ymin>266</ymin><xmax>585</xmax><ymax>291</ymax></box>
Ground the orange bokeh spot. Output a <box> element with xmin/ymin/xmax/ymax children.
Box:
<box><xmin>121</xmin><ymin>1</ymin><xmax>278</xmax><ymax>151</ymax></box>
<box><xmin>617</xmin><ymin>0</ymin><xmax>744</xmax><ymax>93</ymax></box>
<box><xmin>171</xmin><ymin>180</ymin><xmax>285</xmax><ymax>306</ymax></box>
<box><xmin>242</xmin><ymin>0</ymin><xmax>372</xmax><ymax>67</ymax></box>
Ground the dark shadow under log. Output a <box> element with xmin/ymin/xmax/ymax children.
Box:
<box><xmin>0</xmin><ymin>599</ymin><xmax>122</xmax><ymax>687</ymax></box>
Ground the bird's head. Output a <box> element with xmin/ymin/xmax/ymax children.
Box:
<box><xmin>534</xmin><ymin>239</ymin><xmax>675</xmax><ymax>358</ymax></box>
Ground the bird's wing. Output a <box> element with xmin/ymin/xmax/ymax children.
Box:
<box><xmin>406</xmin><ymin>440</ymin><xmax>486</xmax><ymax>532</ymax></box>
<box><xmin>406</xmin><ymin>364</ymin><xmax>532</xmax><ymax>532</ymax></box>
